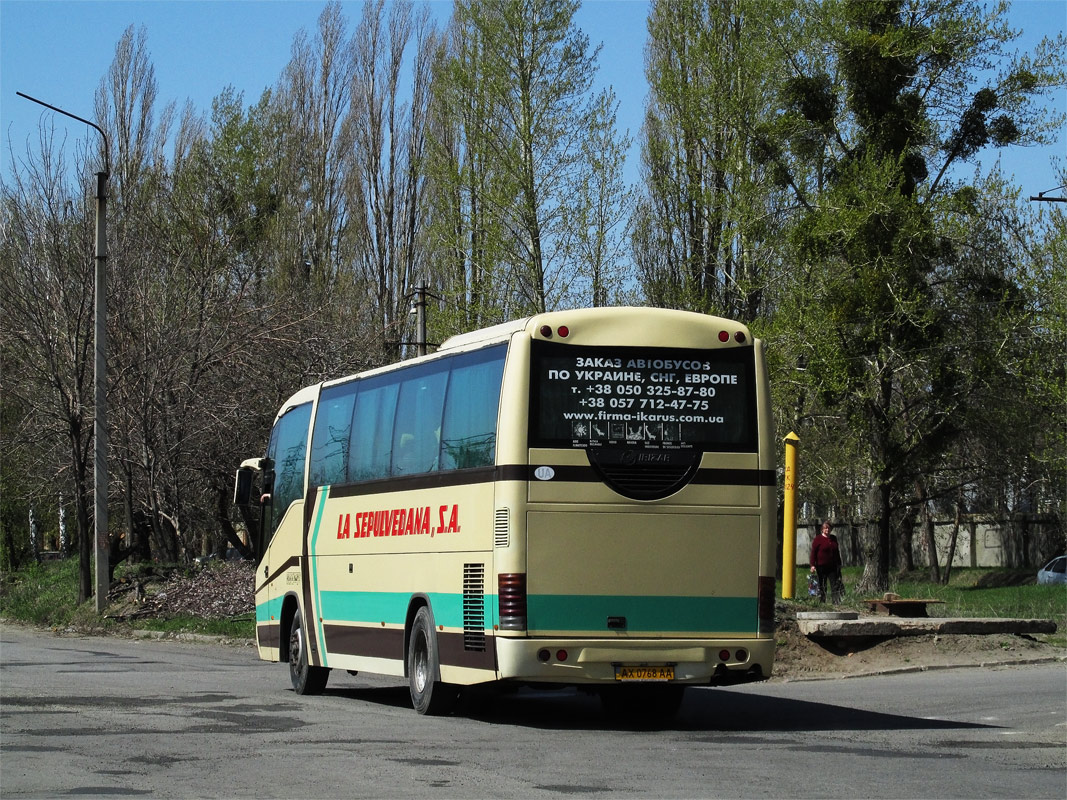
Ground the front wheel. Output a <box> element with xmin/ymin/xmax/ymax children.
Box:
<box><xmin>407</xmin><ymin>606</ymin><xmax>457</xmax><ymax>715</ymax></box>
<box><xmin>289</xmin><ymin>610</ymin><xmax>329</xmax><ymax>695</ymax></box>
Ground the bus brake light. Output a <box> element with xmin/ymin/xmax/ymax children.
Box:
<box><xmin>498</xmin><ymin>573</ymin><xmax>527</xmax><ymax>630</ymax></box>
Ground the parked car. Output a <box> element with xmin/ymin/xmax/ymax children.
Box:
<box><xmin>1037</xmin><ymin>555</ymin><xmax>1067</xmax><ymax>585</ymax></box>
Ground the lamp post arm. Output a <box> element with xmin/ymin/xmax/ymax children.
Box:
<box><xmin>16</xmin><ymin>91</ymin><xmax>110</xmax><ymax>175</ymax></box>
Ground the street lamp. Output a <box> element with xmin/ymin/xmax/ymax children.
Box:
<box><xmin>17</xmin><ymin>92</ymin><xmax>111</xmax><ymax>613</ymax></box>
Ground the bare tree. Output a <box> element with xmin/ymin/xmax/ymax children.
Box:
<box><xmin>1</xmin><ymin>128</ymin><xmax>97</xmax><ymax>599</ymax></box>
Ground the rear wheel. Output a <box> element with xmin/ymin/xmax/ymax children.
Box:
<box><xmin>289</xmin><ymin>611</ymin><xmax>329</xmax><ymax>695</ymax></box>
<box><xmin>407</xmin><ymin>606</ymin><xmax>457</xmax><ymax>715</ymax></box>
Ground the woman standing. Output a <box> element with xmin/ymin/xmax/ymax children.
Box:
<box><xmin>809</xmin><ymin>520</ymin><xmax>842</xmax><ymax>603</ymax></box>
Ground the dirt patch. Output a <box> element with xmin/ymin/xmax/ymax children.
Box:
<box><xmin>106</xmin><ymin>560</ymin><xmax>255</xmax><ymax>620</ymax></box>
<box><xmin>772</xmin><ymin>607</ymin><xmax>1064</xmax><ymax>681</ymax></box>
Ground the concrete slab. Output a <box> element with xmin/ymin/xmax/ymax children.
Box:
<box><xmin>797</xmin><ymin>616</ymin><xmax>1058</xmax><ymax>638</ymax></box>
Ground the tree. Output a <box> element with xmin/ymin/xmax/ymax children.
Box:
<box><xmin>573</xmin><ymin>89</ymin><xmax>635</xmax><ymax>307</ymax></box>
<box><xmin>348</xmin><ymin>0</ymin><xmax>438</xmax><ymax>353</ymax></box>
<box><xmin>429</xmin><ymin>0</ymin><xmax>624</xmax><ymax>322</ymax></box>
<box><xmin>768</xmin><ymin>0</ymin><xmax>1065</xmax><ymax>590</ymax></box>
<box><xmin>636</xmin><ymin>0</ymin><xmax>793</xmax><ymax>321</ymax></box>
<box><xmin>1</xmin><ymin>129</ymin><xmax>98</xmax><ymax>600</ymax></box>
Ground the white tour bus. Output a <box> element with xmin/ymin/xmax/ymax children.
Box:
<box><xmin>234</xmin><ymin>307</ymin><xmax>777</xmax><ymax>716</ymax></box>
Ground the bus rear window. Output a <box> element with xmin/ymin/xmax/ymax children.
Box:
<box><xmin>530</xmin><ymin>341</ymin><xmax>757</xmax><ymax>452</ymax></box>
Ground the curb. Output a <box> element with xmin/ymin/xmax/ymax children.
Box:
<box><xmin>773</xmin><ymin>655</ymin><xmax>1067</xmax><ymax>683</ymax></box>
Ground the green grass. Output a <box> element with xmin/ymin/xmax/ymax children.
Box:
<box><xmin>131</xmin><ymin>615</ymin><xmax>255</xmax><ymax>638</ymax></box>
<box><xmin>0</xmin><ymin>558</ymin><xmax>83</xmax><ymax>628</ymax></box>
<box><xmin>779</xmin><ymin>566</ymin><xmax>1067</xmax><ymax>646</ymax></box>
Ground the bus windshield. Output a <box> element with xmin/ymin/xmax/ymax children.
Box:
<box><xmin>529</xmin><ymin>340</ymin><xmax>756</xmax><ymax>452</ymax></box>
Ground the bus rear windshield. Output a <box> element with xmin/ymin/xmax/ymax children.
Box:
<box><xmin>530</xmin><ymin>341</ymin><xmax>757</xmax><ymax>452</ymax></box>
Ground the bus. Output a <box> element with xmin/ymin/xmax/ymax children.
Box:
<box><xmin>234</xmin><ymin>307</ymin><xmax>777</xmax><ymax>716</ymax></box>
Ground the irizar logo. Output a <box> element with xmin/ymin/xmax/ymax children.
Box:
<box><xmin>623</xmin><ymin>450</ymin><xmax>671</xmax><ymax>466</ymax></box>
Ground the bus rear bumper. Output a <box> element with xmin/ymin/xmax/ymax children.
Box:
<box><xmin>495</xmin><ymin>637</ymin><xmax>774</xmax><ymax>685</ymax></box>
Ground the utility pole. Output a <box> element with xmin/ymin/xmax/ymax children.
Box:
<box><xmin>17</xmin><ymin>92</ymin><xmax>111</xmax><ymax>612</ymax></box>
<box><xmin>414</xmin><ymin>284</ymin><xmax>427</xmax><ymax>357</ymax></box>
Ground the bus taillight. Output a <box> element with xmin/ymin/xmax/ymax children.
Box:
<box><xmin>498</xmin><ymin>573</ymin><xmax>527</xmax><ymax>630</ymax></box>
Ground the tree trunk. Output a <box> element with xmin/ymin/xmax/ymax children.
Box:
<box><xmin>942</xmin><ymin>492</ymin><xmax>962</xmax><ymax>584</ymax></box>
<box><xmin>857</xmin><ymin>482</ymin><xmax>891</xmax><ymax>594</ymax></box>
<box><xmin>916</xmin><ymin>479</ymin><xmax>939</xmax><ymax>582</ymax></box>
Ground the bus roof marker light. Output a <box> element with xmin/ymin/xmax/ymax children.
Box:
<box><xmin>540</xmin><ymin>325</ymin><xmax>553</xmax><ymax>338</ymax></box>
<box><xmin>557</xmin><ymin>325</ymin><xmax>569</xmax><ymax>338</ymax></box>
<box><xmin>734</xmin><ymin>331</ymin><xmax>747</xmax><ymax>344</ymax></box>
<box><xmin>718</xmin><ymin>331</ymin><xmax>730</xmax><ymax>343</ymax></box>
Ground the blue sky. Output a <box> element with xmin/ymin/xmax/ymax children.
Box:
<box><xmin>1</xmin><ymin>0</ymin><xmax>1064</xmax><ymax>195</ymax></box>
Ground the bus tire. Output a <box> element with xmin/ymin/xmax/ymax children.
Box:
<box><xmin>289</xmin><ymin>611</ymin><xmax>329</xmax><ymax>695</ymax></box>
<box><xmin>407</xmin><ymin>606</ymin><xmax>457</xmax><ymax>715</ymax></box>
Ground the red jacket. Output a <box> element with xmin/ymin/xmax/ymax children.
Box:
<box><xmin>810</xmin><ymin>533</ymin><xmax>841</xmax><ymax>568</ymax></box>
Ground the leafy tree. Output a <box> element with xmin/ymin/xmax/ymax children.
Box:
<box><xmin>767</xmin><ymin>0</ymin><xmax>1065</xmax><ymax>590</ymax></box>
<box><xmin>429</xmin><ymin>0</ymin><xmax>623</xmax><ymax>322</ymax></box>
<box><xmin>636</xmin><ymin>0</ymin><xmax>794</xmax><ymax>321</ymax></box>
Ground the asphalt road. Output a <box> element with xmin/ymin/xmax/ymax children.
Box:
<box><xmin>1</xmin><ymin>624</ymin><xmax>1064</xmax><ymax>799</ymax></box>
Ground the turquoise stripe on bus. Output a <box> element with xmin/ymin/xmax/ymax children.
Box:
<box><xmin>309</xmin><ymin>489</ymin><xmax>330</xmax><ymax>666</ymax></box>
<box><xmin>256</xmin><ymin>597</ymin><xmax>284</xmax><ymax>624</ymax></box>
<box><xmin>528</xmin><ymin>595</ymin><xmax>756</xmax><ymax>633</ymax></box>
<box><xmin>317</xmin><ymin>590</ymin><xmax>495</xmax><ymax>630</ymax></box>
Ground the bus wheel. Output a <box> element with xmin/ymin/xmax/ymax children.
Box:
<box><xmin>289</xmin><ymin>611</ymin><xmax>329</xmax><ymax>695</ymax></box>
<box><xmin>407</xmin><ymin>606</ymin><xmax>457</xmax><ymax>715</ymax></box>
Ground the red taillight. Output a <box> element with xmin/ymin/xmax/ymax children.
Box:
<box><xmin>718</xmin><ymin>330</ymin><xmax>730</xmax><ymax>342</ymax></box>
<box><xmin>557</xmin><ymin>325</ymin><xmax>569</xmax><ymax>338</ymax></box>
<box><xmin>719</xmin><ymin>649</ymin><xmax>731</xmax><ymax>662</ymax></box>
<box><xmin>758</xmin><ymin>575</ymin><xmax>775</xmax><ymax>635</ymax></box>
<box><xmin>498</xmin><ymin>573</ymin><xmax>527</xmax><ymax>631</ymax></box>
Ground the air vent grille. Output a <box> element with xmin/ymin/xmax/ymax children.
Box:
<box><xmin>494</xmin><ymin>508</ymin><xmax>510</xmax><ymax>548</ymax></box>
<box><xmin>463</xmin><ymin>563</ymin><xmax>486</xmax><ymax>652</ymax></box>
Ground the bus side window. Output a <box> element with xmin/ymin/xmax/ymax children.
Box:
<box><xmin>349</xmin><ymin>381</ymin><xmax>398</xmax><ymax>482</ymax></box>
<box><xmin>266</xmin><ymin>402</ymin><xmax>312</xmax><ymax>541</ymax></box>
<box><xmin>310</xmin><ymin>383</ymin><xmax>357</xmax><ymax>487</ymax></box>
<box><xmin>440</xmin><ymin>349</ymin><xmax>505</xmax><ymax>469</ymax></box>
<box><xmin>392</xmin><ymin>367</ymin><xmax>448</xmax><ymax>476</ymax></box>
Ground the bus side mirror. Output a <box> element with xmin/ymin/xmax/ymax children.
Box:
<box><xmin>234</xmin><ymin>466</ymin><xmax>255</xmax><ymax>507</ymax></box>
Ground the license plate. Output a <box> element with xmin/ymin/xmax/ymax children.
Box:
<box><xmin>615</xmin><ymin>665</ymin><xmax>674</xmax><ymax>682</ymax></box>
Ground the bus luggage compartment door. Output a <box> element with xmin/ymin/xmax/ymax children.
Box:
<box><xmin>525</xmin><ymin>511</ymin><xmax>760</xmax><ymax>638</ymax></box>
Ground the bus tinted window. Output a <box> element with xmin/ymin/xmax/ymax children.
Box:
<box><xmin>530</xmin><ymin>341</ymin><xmax>757</xmax><ymax>451</ymax></box>
<box><xmin>310</xmin><ymin>383</ymin><xmax>357</xmax><ymax>486</ymax></box>
<box><xmin>307</xmin><ymin>344</ymin><xmax>508</xmax><ymax>487</ymax></box>
<box><xmin>441</xmin><ymin>347</ymin><xmax>506</xmax><ymax>469</ymax></box>
<box><xmin>267</xmin><ymin>402</ymin><xmax>312</xmax><ymax>538</ymax></box>
<box><xmin>392</xmin><ymin>364</ymin><xmax>449</xmax><ymax>475</ymax></box>
<box><xmin>348</xmin><ymin>379</ymin><xmax>398</xmax><ymax>482</ymax></box>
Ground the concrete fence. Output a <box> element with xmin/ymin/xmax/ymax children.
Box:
<box><xmin>794</xmin><ymin>515</ymin><xmax>1063</xmax><ymax>570</ymax></box>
